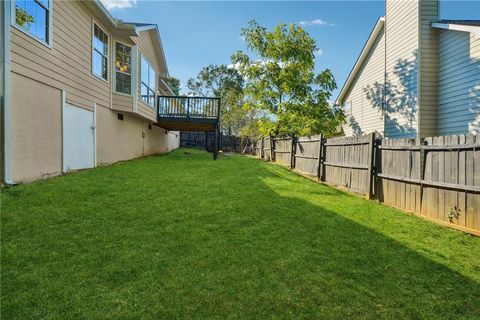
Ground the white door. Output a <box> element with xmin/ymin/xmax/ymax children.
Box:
<box><xmin>63</xmin><ymin>103</ymin><xmax>95</xmax><ymax>171</ymax></box>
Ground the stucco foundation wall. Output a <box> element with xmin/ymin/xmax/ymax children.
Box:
<box><xmin>10</xmin><ymin>72</ymin><xmax>62</xmax><ymax>182</ymax></box>
<box><xmin>96</xmin><ymin>106</ymin><xmax>179</xmax><ymax>166</ymax></box>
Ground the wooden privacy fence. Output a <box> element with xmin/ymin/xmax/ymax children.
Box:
<box><xmin>253</xmin><ymin>133</ymin><xmax>480</xmax><ymax>235</ymax></box>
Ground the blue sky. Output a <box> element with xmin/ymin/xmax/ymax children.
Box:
<box><xmin>105</xmin><ymin>1</ymin><xmax>480</xmax><ymax>98</ymax></box>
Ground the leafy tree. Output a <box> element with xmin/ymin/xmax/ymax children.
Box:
<box><xmin>187</xmin><ymin>65</ymin><xmax>247</xmax><ymax>135</ymax></box>
<box><xmin>165</xmin><ymin>77</ymin><xmax>181</xmax><ymax>96</ymax></box>
<box><xmin>231</xmin><ymin>20</ymin><xmax>344</xmax><ymax>137</ymax></box>
<box><xmin>15</xmin><ymin>7</ymin><xmax>34</xmax><ymax>28</ymax></box>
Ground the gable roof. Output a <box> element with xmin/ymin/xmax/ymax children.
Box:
<box><xmin>336</xmin><ymin>17</ymin><xmax>385</xmax><ymax>105</ymax></box>
<box><xmin>432</xmin><ymin>20</ymin><xmax>480</xmax><ymax>35</ymax></box>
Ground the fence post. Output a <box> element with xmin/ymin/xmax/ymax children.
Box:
<box><xmin>317</xmin><ymin>134</ymin><xmax>324</xmax><ymax>181</ymax></box>
<box><xmin>419</xmin><ymin>138</ymin><xmax>427</xmax><ymax>213</ymax></box>
<box><xmin>261</xmin><ymin>137</ymin><xmax>264</xmax><ymax>158</ymax></box>
<box><xmin>290</xmin><ymin>136</ymin><xmax>296</xmax><ymax>169</ymax></box>
<box><xmin>270</xmin><ymin>136</ymin><xmax>275</xmax><ymax>162</ymax></box>
<box><xmin>366</xmin><ymin>132</ymin><xmax>376</xmax><ymax>199</ymax></box>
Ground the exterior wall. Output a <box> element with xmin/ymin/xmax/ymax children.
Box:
<box><xmin>10</xmin><ymin>1</ymin><xmax>111</xmax><ymax>111</ymax></box>
<box><xmin>418</xmin><ymin>0</ymin><xmax>439</xmax><ymax>137</ymax></box>
<box><xmin>385</xmin><ymin>0</ymin><xmax>419</xmax><ymax>138</ymax></box>
<box><xmin>6</xmin><ymin>0</ymin><xmax>179</xmax><ymax>183</ymax></box>
<box><xmin>133</xmin><ymin>30</ymin><xmax>165</xmax><ymax>123</ymax></box>
<box><xmin>96</xmin><ymin>107</ymin><xmax>179</xmax><ymax>165</ymax></box>
<box><xmin>438</xmin><ymin>30</ymin><xmax>480</xmax><ymax>135</ymax></box>
<box><xmin>10</xmin><ymin>72</ymin><xmax>62</xmax><ymax>182</ymax></box>
<box><xmin>342</xmin><ymin>27</ymin><xmax>385</xmax><ymax>136</ymax></box>
<box><xmin>112</xmin><ymin>93</ymin><xmax>133</xmax><ymax>113</ymax></box>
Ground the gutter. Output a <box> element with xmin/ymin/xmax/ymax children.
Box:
<box><xmin>2</xmin><ymin>0</ymin><xmax>15</xmax><ymax>185</ymax></box>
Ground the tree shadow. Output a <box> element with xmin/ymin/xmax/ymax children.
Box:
<box><xmin>1</xmin><ymin>152</ymin><xmax>480</xmax><ymax>318</ymax></box>
<box><xmin>364</xmin><ymin>50</ymin><xmax>418</xmax><ymax>138</ymax></box>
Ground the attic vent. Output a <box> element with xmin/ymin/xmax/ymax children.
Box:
<box><xmin>117</xmin><ymin>113</ymin><xmax>124</xmax><ymax>121</ymax></box>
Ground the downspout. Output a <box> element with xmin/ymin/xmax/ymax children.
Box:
<box><xmin>2</xmin><ymin>0</ymin><xmax>15</xmax><ymax>185</ymax></box>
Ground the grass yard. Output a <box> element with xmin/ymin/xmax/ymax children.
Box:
<box><xmin>2</xmin><ymin>149</ymin><xmax>480</xmax><ymax>319</ymax></box>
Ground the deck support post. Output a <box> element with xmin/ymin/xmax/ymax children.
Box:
<box><xmin>213</xmin><ymin>125</ymin><xmax>219</xmax><ymax>160</ymax></box>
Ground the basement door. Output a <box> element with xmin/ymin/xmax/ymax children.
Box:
<box><xmin>63</xmin><ymin>103</ymin><xmax>95</xmax><ymax>171</ymax></box>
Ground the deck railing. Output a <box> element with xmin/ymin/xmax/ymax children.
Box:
<box><xmin>158</xmin><ymin>96</ymin><xmax>220</xmax><ymax>120</ymax></box>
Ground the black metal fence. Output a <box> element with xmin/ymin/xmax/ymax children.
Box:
<box><xmin>158</xmin><ymin>96</ymin><xmax>220</xmax><ymax>119</ymax></box>
<box><xmin>180</xmin><ymin>131</ymin><xmax>256</xmax><ymax>154</ymax></box>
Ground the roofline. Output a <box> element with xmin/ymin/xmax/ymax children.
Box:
<box><xmin>160</xmin><ymin>78</ymin><xmax>175</xmax><ymax>95</ymax></box>
<box><xmin>89</xmin><ymin>1</ymin><xmax>170</xmax><ymax>77</ymax></box>
<box><xmin>336</xmin><ymin>17</ymin><xmax>385</xmax><ymax>105</ymax></box>
<box><xmin>432</xmin><ymin>22</ymin><xmax>480</xmax><ymax>35</ymax></box>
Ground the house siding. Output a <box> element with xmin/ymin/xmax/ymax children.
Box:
<box><xmin>6</xmin><ymin>0</ymin><xmax>179</xmax><ymax>182</ymax></box>
<box><xmin>342</xmin><ymin>27</ymin><xmax>385</xmax><ymax>136</ymax></box>
<box><xmin>418</xmin><ymin>0</ymin><xmax>439</xmax><ymax>137</ymax></box>
<box><xmin>385</xmin><ymin>0</ymin><xmax>419</xmax><ymax>138</ymax></box>
<box><xmin>10</xmin><ymin>1</ymin><xmax>111</xmax><ymax>111</ymax></box>
<box><xmin>437</xmin><ymin>30</ymin><xmax>480</xmax><ymax>135</ymax></box>
<box><xmin>133</xmin><ymin>30</ymin><xmax>166</xmax><ymax>123</ymax></box>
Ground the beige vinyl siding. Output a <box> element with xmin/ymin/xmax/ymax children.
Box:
<box><xmin>134</xmin><ymin>30</ymin><xmax>164</xmax><ymax>123</ymax></box>
<box><xmin>132</xmin><ymin>30</ymin><xmax>163</xmax><ymax>75</ymax></box>
<box><xmin>138</xmin><ymin>100</ymin><xmax>157</xmax><ymax>122</ymax></box>
<box><xmin>112</xmin><ymin>93</ymin><xmax>133</xmax><ymax>112</ymax></box>
<box><xmin>437</xmin><ymin>30</ymin><xmax>480</xmax><ymax>135</ymax></box>
<box><xmin>342</xmin><ymin>27</ymin><xmax>385</xmax><ymax>136</ymax></box>
<box><xmin>385</xmin><ymin>0</ymin><xmax>419</xmax><ymax>138</ymax></box>
<box><xmin>10</xmin><ymin>1</ymin><xmax>111</xmax><ymax>111</ymax></box>
<box><xmin>418</xmin><ymin>0</ymin><xmax>439</xmax><ymax>137</ymax></box>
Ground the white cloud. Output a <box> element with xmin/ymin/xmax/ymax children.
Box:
<box><xmin>299</xmin><ymin>18</ymin><xmax>332</xmax><ymax>27</ymax></box>
<box><xmin>100</xmin><ymin>0</ymin><xmax>136</xmax><ymax>10</ymax></box>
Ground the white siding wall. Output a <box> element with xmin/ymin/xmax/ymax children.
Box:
<box><xmin>438</xmin><ymin>30</ymin><xmax>480</xmax><ymax>135</ymax></box>
<box><xmin>342</xmin><ymin>28</ymin><xmax>385</xmax><ymax>136</ymax></box>
<box><xmin>385</xmin><ymin>0</ymin><xmax>419</xmax><ymax>138</ymax></box>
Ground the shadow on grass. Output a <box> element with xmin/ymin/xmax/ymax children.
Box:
<box><xmin>1</xmin><ymin>149</ymin><xmax>479</xmax><ymax>319</ymax></box>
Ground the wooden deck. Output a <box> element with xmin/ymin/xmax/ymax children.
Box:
<box><xmin>157</xmin><ymin>96</ymin><xmax>221</xmax><ymax>159</ymax></box>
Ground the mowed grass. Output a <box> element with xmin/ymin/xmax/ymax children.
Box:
<box><xmin>2</xmin><ymin>148</ymin><xmax>480</xmax><ymax>319</ymax></box>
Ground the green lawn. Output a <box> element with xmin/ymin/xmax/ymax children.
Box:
<box><xmin>2</xmin><ymin>149</ymin><xmax>480</xmax><ymax>319</ymax></box>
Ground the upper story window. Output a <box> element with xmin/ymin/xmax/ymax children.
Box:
<box><xmin>15</xmin><ymin>0</ymin><xmax>51</xmax><ymax>44</ymax></box>
<box><xmin>114</xmin><ymin>42</ymin><xmax>132</xmax><ymax>95</ymax></box>
<box><xmin>92</xmin><ymin>24</ymin><xmax>108</xmax><ymax>81</ymax></box>
<box><xmin>141</xmin><ymin>56</ymin><xmax>156</xmax><ymax>107</ymax></box>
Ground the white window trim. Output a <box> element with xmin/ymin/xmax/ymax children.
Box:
<box><xmin>140</xmin><ymin>54</ymin><xmax>156</xmax><ymax>108</ymax></box>
<box><xmin>10</xmin><ymin>0</ymin><xmax>53</xmax><ymax>49</ymax></box>
<box><xmin>91</xmin><ymin>20</ymin><xmax>109</xmax><ymax>83</ymax></box>
<box><xmin>113</xmin><ymin>39</ymin><xmax>133</xmax><ymax>96</ymax></box>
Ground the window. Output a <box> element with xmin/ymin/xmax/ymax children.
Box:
<box><xmin>141</xmin><ymin>56</ymin><xmax>156</xmax><ymax>107</ymax></box>
<box><xmin>15</xmin><ymin>0</ymin><xmax>50</xmax><ymax>44</ymax></box>
<box><xmin>92</xmin><ymin>24</ymin><xmax>108</xmax><ymax>81</ymax></box>
<box><xmin>114</xmin><ymin>42</ymin><xmax>132</xmax><ymax>95</ymax></box>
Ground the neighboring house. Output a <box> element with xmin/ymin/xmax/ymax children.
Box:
<box><xmin>336</xmin><ymin>0</ymin><xmax>480</xmax><ymax>138</ymax></box>
<box><xmin>1</xmin><ymin>0</ymin><xmax>180</xmax><ymax>183</ymax></box>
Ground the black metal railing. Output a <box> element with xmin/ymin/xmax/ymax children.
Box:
<box><xmin>158</xmin><ymin>96</ymin><xmax>220</xmax><ymax>120</ymax></box>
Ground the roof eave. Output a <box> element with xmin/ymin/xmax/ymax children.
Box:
<box><xmin>432</xmin><ymin>22</ymin><xmax>480</xmax><ymax>35</ymax></box>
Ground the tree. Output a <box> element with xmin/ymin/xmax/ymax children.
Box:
<box><xmin>187</xmin><ymin>65</ymin><xmax>247</xmax><ymax>135</ymax></box>
<box><xmin>165</xmin><ymin>77</ymin><xmax>181</xmax><ymax>96</ymax></box>
<box><xmin>231</xmin><ymin>20</ymin><xmax>344</xmax><ymax>137</ymax></box>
